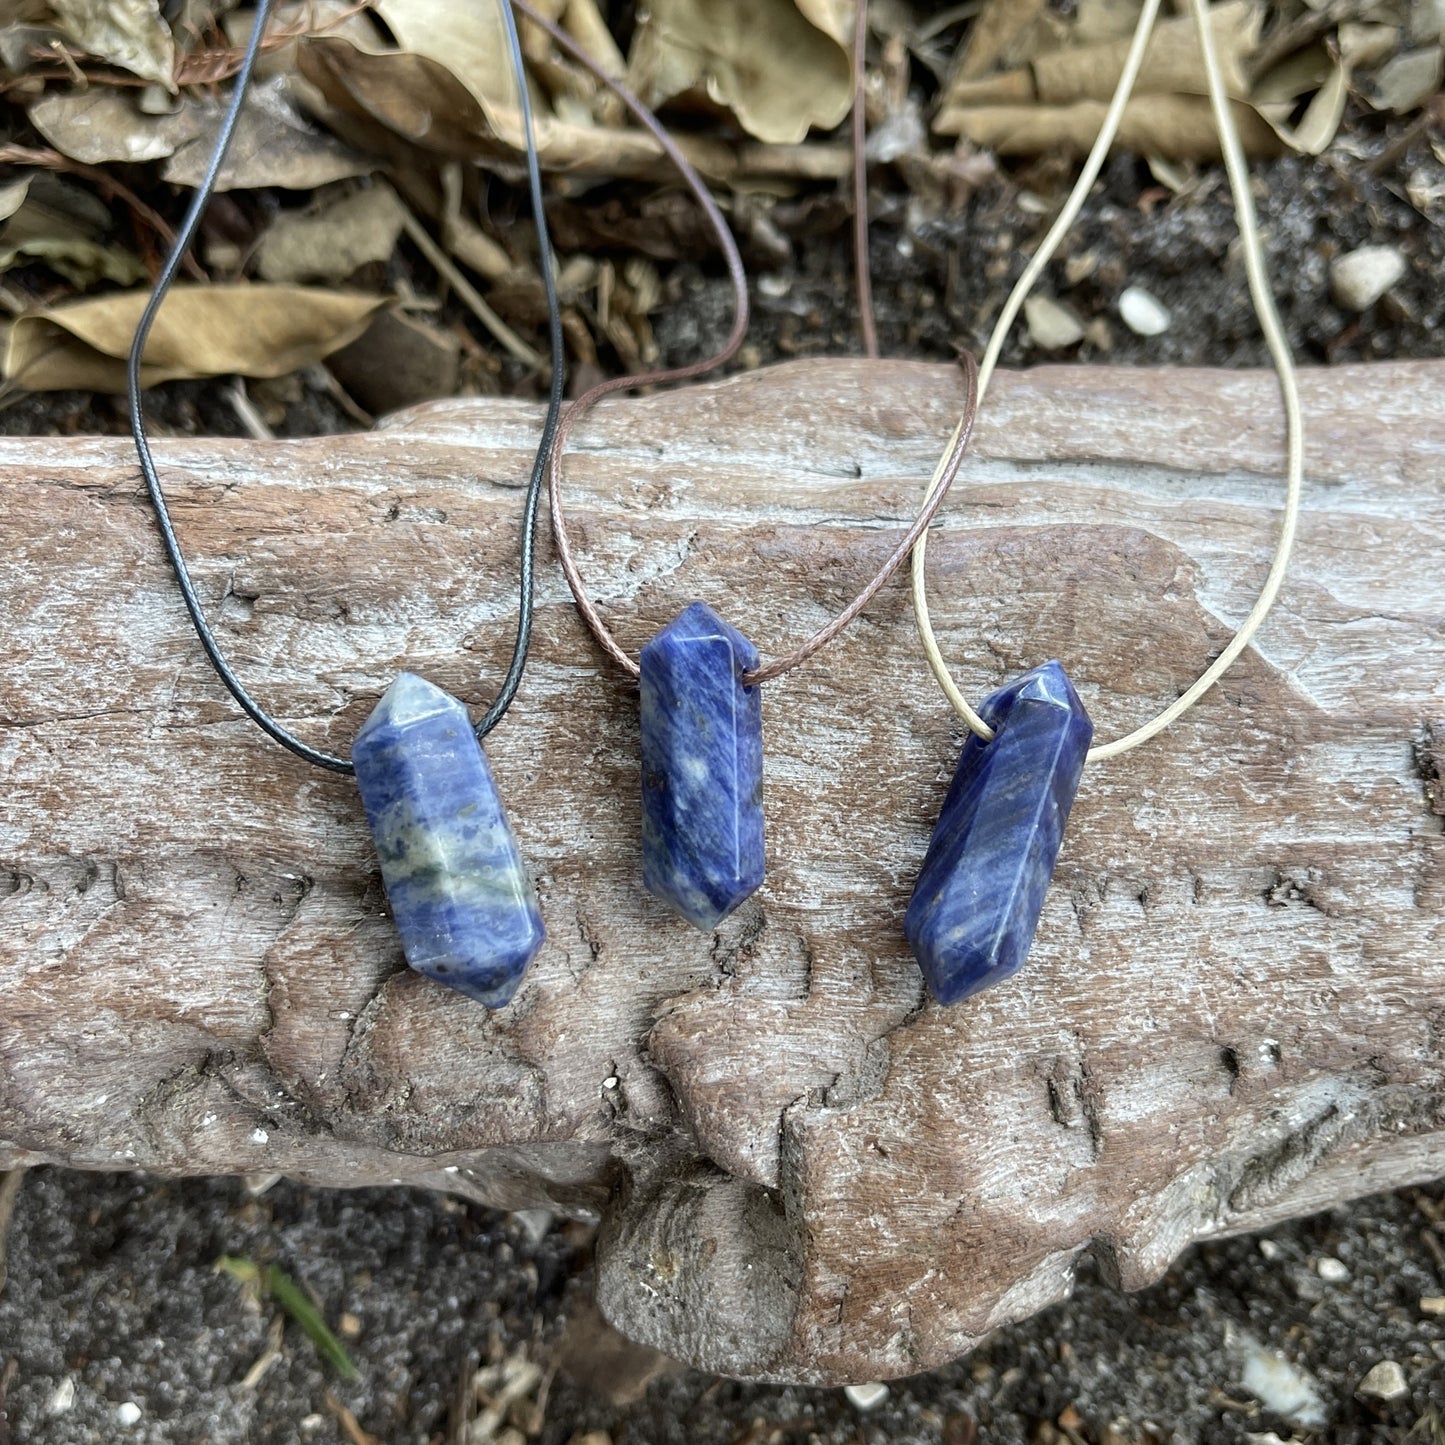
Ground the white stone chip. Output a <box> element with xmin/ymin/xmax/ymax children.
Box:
<box><xmin>1330</xmin><ymin>246</ymin><xmax>1406</xmax><ymax>311</ymax></box>
<box><xmin>1315</xmin><ymin>1255</ymin><xmax>1350</xmax><ymax>1282</ymax></box>
<box><xmin>512</xmin><ymin>1208</ymin><xmax>554</xmax><ymax>1244</ymax></box>
<box><xmin>1357</xmin><ymin>1359</ymin><xmax>1409</xmax><ymax>1402</ymax></box>
<box><xmin>1023</xmin><ymin>296</ymin><xmax>1085</xmax><ymax>350</ymax></box>
<box><xmin>1231</xmin><ymin>1326</ymin><xmax>1328</xmax><ymax>1428</ymax></box>
<box><xmin>46</xmin><ymin>1377</ymin><xmax>76</xmax><ymax>1416</ymax></box>
<box><xmin>116</xmin><ymin>1401</ymin><xmax>143</xmax><ymax>1426</ymax></box>
<box><xmin>1119</xmin><ymin>285</ymin><xmax>1172</xmax><ymax>337</ymax></box>
<box><xmin>844</xmin><ymin>1381</ymin><xmax>890</xmax><ymax>1411</ymax></box>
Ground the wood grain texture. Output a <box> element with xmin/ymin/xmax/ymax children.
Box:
<box><xmin>1</xmin><ymin>358</ymin><xmax>1442</xmax><ymax>1382</ymax></box>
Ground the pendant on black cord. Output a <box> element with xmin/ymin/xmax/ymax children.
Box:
<box><xmin>352</xmin><ymin>673</ymin><xmax>544</xmax><ymax>1007</ymax></box>
<box><xmin>906</xmin><ymin>661</ymin><xmax>1092</xmax><ymax>1004</ymax></box>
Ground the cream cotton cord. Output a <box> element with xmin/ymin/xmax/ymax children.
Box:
<box><xmin>909</xmin><ymin>0</ymin><xmax>1305</xmax><ymax>764</ymax></box>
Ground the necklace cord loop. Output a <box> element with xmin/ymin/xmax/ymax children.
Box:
<box><xmin>910</xmin><ymin>0</ymin><xmax>1305</xmax><ymax>764</ymax></box>
<box><xmin>743</xmin><ymin>350</ymin><xmax>977</xmax><ymax>687</ymax></box>
<box><xmin>476</xmin><ymin>0</ymin><xmax>567</xmax><ymax>740</ymax></box>
<box><xmin>127</xmin><ymin>0</ymin><xmax>566</xmax><ymax>773</ymax></box>
<box><xmin>515</xmin><ymin>0</ymin><xmax>747</xmax><ymax>683</ymax></box>
<box><xmin>521</xmin><ymin>0</ymin><xmax>981</xmax><ymax>687</ymax></box>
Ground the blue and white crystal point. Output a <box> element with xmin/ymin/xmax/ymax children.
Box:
<box><xmin>351</xmin><ymin>673</ymin><xmax>544</xmax><ymax>1007</ymax></box>
<box><xmin>906</xmin><ymin>661</ymin><xmax>1092</xmax><ymax>1005</ymax></box>
<box><xmin>640</xmin><ymin>601</ymin><xmax>764</xmax><ymax>929</ymax></box>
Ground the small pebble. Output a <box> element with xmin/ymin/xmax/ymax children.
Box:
<box><xmin>46</xmin><ymin>1378</ymin><xmax>76</xmax><ymax>1416</ymax></box>
<box><xmin>1420</xmin><ymin>1294</ymin><xmax>1445</xmax><ymax>1315</ymax></box>
<box><xmin>1118</xmin><ymin>285</ymin><xmax>1171</xmax><ymax>337</ymax></box>
<box><xmin>1023</xmin><ymin>296</ymin><xmax>1084</xmax><ymax>350</ymax></box>
<box><xmin>338</xmin><ymin>1311</ymin><xmax>362</xmax><ymax>1339</ymax></box>
<box><xmin>1357</xmin><ymin>1359</ymin><xmax>1409</xmax><ymax>1402</ymax></box>
<box><xmin>116</xmin><ymin>1402</ymin><xmax>143</xmax><ymax>1426</ymax></box>
<box><xmin>1330</xmin><ymin>246</ymin><xmax>1406</xmax><ymax>311</ymax></box>
<box><xmin>844</xmin><ymin>1381</ymin><xmax>890</xmax><ymax>1412</ymax></box>
<box><xmin>1257</xmin><ymin>1238</ymin><xmax>1283</xmax><ymax>1261</ymax></box>
<box><xmin>1064</xmin><ymin>250</ymin><xmax>1099</xmax><ymax>286</ymax></box>
<box><xmin>1315</xmin><ymin>1255</ymin><xmax>1349</xmax><ymax>1282</ymax></box>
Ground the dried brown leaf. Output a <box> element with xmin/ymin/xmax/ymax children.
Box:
<box><xmin>933</xmin><ymin>1</ymin><xmax>1335</xmax><ymax>161</ymax></box>
<box><xmin>30</xmin><ymin>78</ymin><xmax>371</xmax><ymax>190</ymax></box>
<box><xmin>298</xmin><ymin>16</ymin><xmax>851</xmax><ymax>183</ymax></box>
<box><xmin>942</xmin><ymin>2</ymin><xmax>1260</xmax><ymax>111</ymax></box>
<box><xmin>1075</xmin><ymin>0</ymin><xmax>1147</xmax><ymax>47</ymax></box>
<box><xmin>937</xmin><ymin>93</ymin><xmax>1283</xmax><ymax>161</ymax></box>
<box><xmin>0</xmin><ymin>168</ymin><xmax>146</xmax><ymax>286</ymax></box>
<box><xmin>48</xmin><ymin>0</ymin><xmax>174</xmax><ymax>88</ymax></box>
<box><xmin>255</xmin><ymin>183</ymin><xmax>405</xmax><ymax>283</ymax></box>
<box><xmin>0</xmin><ymin>176</ymin><xmax>32</xmax><ymax>223</ymax></box>
<box><xmin>626</xmin><ymin>0</ymin><xmax>853</xmax><ymax>144</ymax></box>
<box><xmin>3</xmin><ymin>284</ymin><xmax>389</xmax><ymax>391</ymax></box>
<box><xmin>953</xmin><ymin>0</ymin><xmax>1052</xmax><ymax>81</ymax></box>
<box><xmin>1262</xmin><ymin>54</ymin><xmax>1348</xmax><ymax>155</ymax></box>
<box><xmin>1369</xmin><ymin>45</ymin><xmax>1443</xmax><ymax>112</ymax></box>
<box><xmin>372</xmin><ymin>0</ymin><xmax>525</xmax><ymax>138</ymax></box>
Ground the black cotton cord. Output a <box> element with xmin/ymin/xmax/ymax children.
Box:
<box><xmin>476</xmin><ymin>0</ymin><xmax>566</xmax><ymax>739</ymax></box>
<box><xmin>127</xmin><ymin>0</ymin><xmax>568</xmax><ymax>773</ymax></box>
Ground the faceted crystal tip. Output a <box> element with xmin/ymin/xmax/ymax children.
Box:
<box><xmin>639</xmin><ymin>602</ymin><xmax>765</xmax><ymax>929</ymax></box>
<box><xmin>352</xmin><ymin>672</ymin><xmax>544</xmax><ymax>1008</ymax></box>
<box><xmin>906</xmin><ymin>660</ymin><xmax>1092</xmax><ymax>1005</ymax></box>
<box><xmin>354</xmin><ymin>672</ymin><xmax>458</xmax><ymax>740</ymax></box>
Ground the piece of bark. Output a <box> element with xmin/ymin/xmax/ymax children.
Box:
<box><xmin>0</xmin><ymin>359</ymin><xmax>1442</xmax><ymax>1383</ymax></box>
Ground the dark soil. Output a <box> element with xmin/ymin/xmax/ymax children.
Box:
<box><xmin>2</xmin><ymin>1169</ymin><xmax>1443</xmax><ymax>1444</ymax></box>
<box><xmin>2</xmin><ymin>105</ymin><xmax>1443</xmax><ymax>1445</ymax></box>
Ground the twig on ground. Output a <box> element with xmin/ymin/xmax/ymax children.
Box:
<box><xmin>227</xmin><ymin>379</ymin><xmax>276</xmax><ymax>441</ymax></box>
<box><xmin>324</xmin><ymin>1389</ymin><xmax>380</xmax><ymax>1445</ymax></box>
<box><xmin>400</xmin><ymin>210</ymin><xmax>545</xmax><ymax>370</ymax></box>
<box><xmin>0</xmin><ymin>1169</ymin><xmax>27</xmax><ymax>1295</ymax></box>
<box><xmin>240</xmin><ymin>1315</ymin><xmax>286</xmax><ymax>1390</ymax></box>
<box><xmin>448</xmin><ymin>1347</ymin><xmax>479</xmax><ymax>1445</ymax></box>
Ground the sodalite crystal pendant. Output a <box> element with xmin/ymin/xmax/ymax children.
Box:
<box><xmin>640</xmin><ymin>602</ymin><xmax>764</xmax><ymax>929</ymax></box>
<box><xmin>351</xmin><ymin>673</ymin><xmax>544</xmax><ymax>1007</ymax></box>
<box><xmin>906</xmin><ymin>661</ymin><xmax>1092</xmax><ymax>1005</ymax></box>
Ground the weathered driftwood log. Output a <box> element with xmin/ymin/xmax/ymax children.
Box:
<box><xmin>1</xmin><ymin>359</ymin><xmax>1442</xmax><ymax>1383</ymax></box>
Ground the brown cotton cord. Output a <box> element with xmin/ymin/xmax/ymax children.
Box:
<box><xmin>510</xmin><ymin>0</ymin><xmax>978</xmax><ymax>687</ymax></box>
<box><xmin>852</xmin><ymin>0</ymin><xmax>879</xmax><ymax>360</ymax></box>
